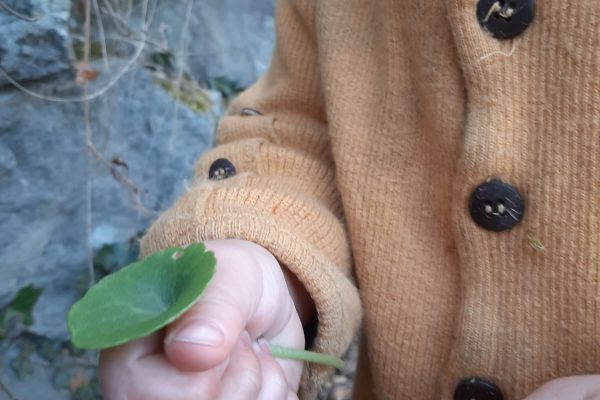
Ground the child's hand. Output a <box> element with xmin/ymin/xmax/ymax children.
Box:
<box><xmin>98</xmin><ymin>239</ymin><xmax>306</xmax><ymax>400</ymax></box>
<box><xmin>524</xmin><ymin>375</ymin><xmax>600</xmax><ymax>400</ymax></box>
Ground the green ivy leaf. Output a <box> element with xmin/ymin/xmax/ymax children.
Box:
<box><xmin>5</xmin><ymin>285</ymin><xmax>43</xmax><ymax>326</ymax></box>
<box><xmin>0</xmin><ymin>285</ymin><xmax>43</xmax><ymax>340</ymax></box>
<box><xmin>67</xmin><ymin>242</ymin><xmax>344</xmax><ymax>370</ymax></box>
<box><xmin>67</xmin><ymin>243</ymin><xmax>216</xmax><ymax>350</ymax></box>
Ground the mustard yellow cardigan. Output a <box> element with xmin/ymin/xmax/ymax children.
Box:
<box><xmin>142</xmin><ymin>0</ymin><xmax>600</xmax><ymax>398</ymax></box>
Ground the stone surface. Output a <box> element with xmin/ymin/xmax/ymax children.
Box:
<box><xmin>0</xmin><ymin>0</ymin><xmax>72</xmax><ymax>86</ymax></box>
<box><xmin>0</xmin><ymin>1</ymin><xmax>276</xmax><ymax>398</ymax></box>
<box><xmin>103</xmin><ymin>0</ymin><xmax>275</xmax><ymax>88</ymax></box>
<box><xmin>0</xmin><ymin>61</ymin><xmax>218</xmax><ymax>339</ymax></box>
<box><xmin>0</xmin><ymin>335</ymin><xmax>91</xmax><ymax>400</ymax></box>
<box><xmin>173</xmin><ymin>0</ymin><xmax>275</xmax><ymax>87</ymax></box>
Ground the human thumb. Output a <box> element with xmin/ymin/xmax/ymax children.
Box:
<box><xmin>163</xmin><ymin>240</ymin><xmax>265</xmax><ymax>372</ymax></box>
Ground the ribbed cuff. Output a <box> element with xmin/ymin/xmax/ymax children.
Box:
<box><xmin>140</xmin><ymin>183</ymin><xmax>362</xmax><ymax>398</ymax></box>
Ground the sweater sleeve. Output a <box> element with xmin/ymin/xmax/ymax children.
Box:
<box><xmin>140</xmin><ymin>0</ymin><xmax>362</xmax><ymax>397</ymax></box>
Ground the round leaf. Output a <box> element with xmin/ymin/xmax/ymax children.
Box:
<box><xmin>67</xmin><ymin>243</ymin><xmax>216</xmax><ymax>349</ymax></box>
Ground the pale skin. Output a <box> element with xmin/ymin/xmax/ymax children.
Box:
<box><xmin>99</xmin><ymin>239</ymin><xmax>600</xmax><ymax>399</ymax></box>
<box><xmin>99</xmin><ymin>239</ymin><xmax>314</xmax><ymax>400</ymax></box>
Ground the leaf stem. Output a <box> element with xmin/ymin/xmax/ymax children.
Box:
<box><xmin>268</xmin><ymin>344</ymin><xmax>345</xmax><ymax>370</ymax></box>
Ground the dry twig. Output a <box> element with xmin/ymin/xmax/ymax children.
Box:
<box><xmin>0</xmin><ymin>376</ymin><xmax>17</xmax><ymax>400</ymax></box>
<box><xmin>83</xmin><ymin>0</ymin><xmax>96</xmax><ymax>286</ymax></box>
<box><xmin>0</xmin><ymin>0</ymin><xmax>41</xmax><ymax>22</ymax></box>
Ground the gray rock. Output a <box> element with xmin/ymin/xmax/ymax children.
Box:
<box><xmin>0</xmin><ymin>0</ymin><xmax>72</xmax><ymax>86</ymax></box>
<box><xmin>0</xmin><ymin>335</ymin><xmax>99</xmax><ymax>400</ymax></box>
<box><xmin>101</xmin><ymin>0</ymin><xmax>275</xmax><ymax>88</ymax></box>
<box><xmin>0</xmin><ymin>338</ymin><xmax>69</xmax><ymax>400</ymax></box>
<box><xmin>0</xmin><ymin>60</ymin><xmax>218</xmax><ymax>339</ymax></box>
<box><xmin>0</xmin><ymin>2</ymin><xmax>275</xmax><ymax>398</ymax></box>
<box><xmin>0</xmin><ymin>142</ymin><xmax>17</xmax><ymax>173</ymax></box>
<box><xmin>168</xmin><ymin>0</ymin><xmax>275</xmax><ymax>87</ymax></box>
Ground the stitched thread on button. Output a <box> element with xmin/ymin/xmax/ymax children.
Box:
<box><xmin>208</xmin><ymin>158</ymin><xmax>236</xmax><ymax>181</ymax></box>
<box><xmin>499</xmin><ymin>5</ymin><xmax>515</xmax><ymax>19</ymax></box>
<box><xmin>483</xmin><ymin>1</ymin><xmax>501</xmax><ymax>22</ymax></box>
<box><xmin>484</xmin><ymin>200</ymin><xmax>508</xmax><ymax>217</ymax></box>
<box><xmin>483</xmin><ymin>1</ymin><xmax>515</xmax><ymax>23</ymax></box>
<box><xmin>212</xmin><ymin>168</ymin><xmax>228</xmax><ymax>180</ymax></box>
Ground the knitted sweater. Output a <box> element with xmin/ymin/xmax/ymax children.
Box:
<box><xmin>141</xmin><ymin>0</ymin><xmax>600</xmax><ymax>398</ymax></box>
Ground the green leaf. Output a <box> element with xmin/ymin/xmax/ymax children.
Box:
<box><xmin>67</xmin><ymin>243</ymin><xmax>216</xmax><ymax>350</ymax></box>
<box><xmin>5</xmin><ymin>285</ymin><xmax>43</xmax><ymax>326</ymax></box>
<box><xmin>67</xmin><ymin>242</ymin><xmax>344</xmax><ymax>370</ymax></box>
<box><xmin>206</xmin><ymin>76</ymin><xmax>244</xmax><ymax>100</ymax></box>
<box><xmin>0</xmin><ymin>285</ymin><xmax>43</xmax><ymax>339</ymax></box>
<box><xmin>150</xmin><ymin>51</ymin><xmax>175</xmax><ymax>71</ymax></box>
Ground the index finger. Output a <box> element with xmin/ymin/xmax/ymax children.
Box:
<box><xmin>99</xmin><ymin>331</ymin><xmax>223</xmax><ymax>400</ymax></box>
<box><xmin>163</xmin><ymin>240</ymin><xmax>265</xmax><ymax>371</ymax></box>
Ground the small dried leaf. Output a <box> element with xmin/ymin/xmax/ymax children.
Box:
<box><xmin>69</xmin><ymin>370</ymin><xmax>87</xmax><ymax>393</ymax></box>
<box><xmin>74</xmin><ymin>61</ymin><xmax>99</xmax><ymax>85</ymax></box>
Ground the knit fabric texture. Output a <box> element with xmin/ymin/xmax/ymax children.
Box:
<box><xmin>142</xmin><ymin>0</ymin><xmax>600</xmax><ymax>399</ymax></box>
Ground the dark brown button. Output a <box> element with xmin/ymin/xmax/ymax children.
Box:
<box><xmin>208</xmin><ymin>158</ymin><xmax>236</xmax><ymax>180</ymax></box>
<box><xmin>454</xmin><ymin>377</ymin><xmax>503</xmax><ymax>400</ymax></box>
<box><xmin>468</xmin><ymin>179</ymin><xmax>524</xmax><ymax>231</ymax></box>
<box><xmin>477</xmin><ymin>0</ymin><xmax>535</xmax><ymax>39</ymax></box>
<box><xmin>240</xmin><ymin>108</ymin><xmax>263</xmax><ymax>116</ymax></box>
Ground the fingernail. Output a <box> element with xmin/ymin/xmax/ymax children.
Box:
<box><xmin>171</xmin><ymin>321</ymin><xmax>225</xmax><ymax>347</ymax></box>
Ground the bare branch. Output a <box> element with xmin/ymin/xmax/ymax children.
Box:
<box><xmin>0</xmin><ymin>0</ymin><xmax>42</xmax><ymax>22</ymax></box>
<box><xmin>83</xmin><ymin>0</ymin><xmax>95</xmax><ymax>287</ymax></box>
<box><xmin>0</xmin><ymin>37</ymin><xmax>145</xmax><ymax>103</ymax></box>
<box><xmin>99</xmin><ymin>0</ymin><xmax>135</xmax><ymax>37</ymax></box>
<box><xmin>165</xmin><ymin>0</ymin><xmax>193</xmax><ymax>141</ymax></box>
<box><xmin>91</xmin><ymin>0</ymin><xmax>110</xmax><ymax>71</ymax></box>
<box><xmin>86</xmin><ymin>142</ymin><xmax>146</xmax><ymax>211</ymax></box>
<box><xmin>125</xmin><ymin>0</ymin><xmax>132</xmax><ymax>24</ymax></box>
<box><xmin>0</xmin><ymin>376</ymin><xmax>17</xmax><ymax>400</ymax></box>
